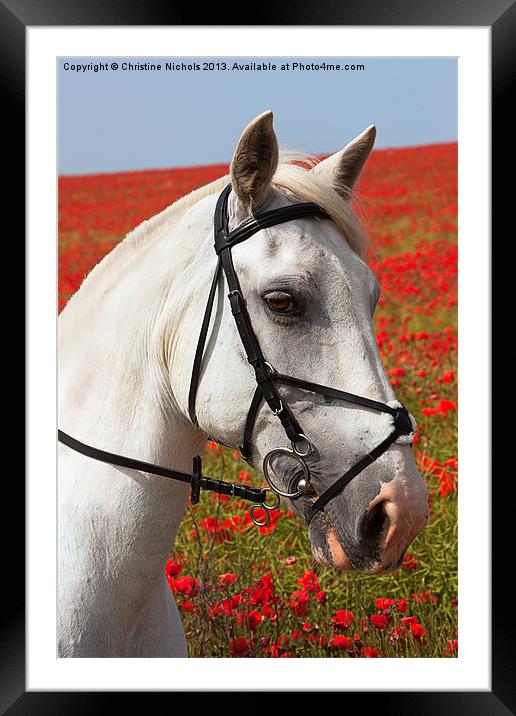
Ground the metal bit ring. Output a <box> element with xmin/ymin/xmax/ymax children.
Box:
<box><xmin>291</xmin><ymin>433</ymin><xmax>313</xmax><ymax>458</ymax></box>
<box><xmin>249</xmin><ymin>489</ymin><xmax>280</xmax><ymax>526</ymax></box>
<box><xmin>263</xmin><ymin>447</ymin><xmax>311</xmax><ymax>499</ymax></box>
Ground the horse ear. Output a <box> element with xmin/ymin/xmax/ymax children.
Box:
<box><xmin>312</xmin><ymin>125</ymin><xmax>376</xmax><ymax>198</ymax></box>
<box><xmin>230</xmin><ymin>110</ymin><xmax>279</xmax><ymax>211</ymax></box>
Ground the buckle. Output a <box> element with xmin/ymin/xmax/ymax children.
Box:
<box><xmin>272</xmin><ymin>399</ymin><xmax>285</xmax><ymax>416</ymax></box>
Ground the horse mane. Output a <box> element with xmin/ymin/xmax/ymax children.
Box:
<box><xmin>80</xmin><ymin>152</ymin><xmax>369</xmax><ymax>292</ymax></box>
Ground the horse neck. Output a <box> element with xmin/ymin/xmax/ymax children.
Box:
<box><xmin>58</xmin><ymin>193</ymin><xmax>216</xmax><ymax>577</ymax></box>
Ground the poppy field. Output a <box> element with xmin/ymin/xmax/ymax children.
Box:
<box><xmin>59</xmin><ymin>142</ymin><xmax>458</xmax><ymax>658</ymax></box>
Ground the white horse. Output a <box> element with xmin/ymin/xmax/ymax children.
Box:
<box><xmin>58</xmin><ymin>111</ymin><xmax>428</xmax><ymax>657</ymax></box>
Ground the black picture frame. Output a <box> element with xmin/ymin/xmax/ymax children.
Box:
<box><xmin>9</xmin><ymin>0</ymin><xmax>507</xmax><ymax>710</ymax></box>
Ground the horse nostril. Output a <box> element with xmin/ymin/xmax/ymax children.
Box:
<box><xmin>364</xmin><ymin>500</ymin><xmax>389</xmax><ymax>543</ymax></box>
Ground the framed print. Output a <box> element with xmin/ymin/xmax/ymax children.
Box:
<box><xmin>8</xmin><ymin>0</ymin><xmax>508</xmax><ymax>709</ymax></box>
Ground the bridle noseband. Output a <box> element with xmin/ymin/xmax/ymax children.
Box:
<box><xmin>59</xmin><ymin>183</ymin><xmax>413</xmax><ymax>528</ymax></box>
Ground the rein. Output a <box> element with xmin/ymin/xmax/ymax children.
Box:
<box><xmin>58</xmin><ymin>183</ymin><xmax>413</xmax><ymax>527</ymax></box>
<box><xmin>57</xmin><ymin>430</ymin><xmax>267</xmax><ymax>507</ymax></box>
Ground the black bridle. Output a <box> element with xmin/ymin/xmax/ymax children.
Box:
<box><xmin>58</xmin><ymin>183</ymin><xmax>413</xmax><ymax>527</ymax></box>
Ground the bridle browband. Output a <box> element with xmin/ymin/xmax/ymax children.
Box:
<box><xmin>58</xmin><ymin>183</ymin><xmax>413</xmax><ymax>528</ymax></box>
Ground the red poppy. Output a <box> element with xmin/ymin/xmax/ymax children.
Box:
<box><xmin>218</xmin><ymin>573</ymin><xmax>238</xmax><ymax>587</ymax></box>
<box><xmin>332</xmin><ymin>610</ymin><xmax>354</xmax><ymax>630</ymax></box>
<box><xmin>396</xmin><ymin>599</ymin><xmax>409</xmax><ymax>612</ymax></box>
<box><xmin>179</xmin><ymin>601</ymin><xmax>196</xmax><ymax>612</ymax></box>
<box><xmin>238</xmin><ymin>470</ymin><xmax>251</xmax><ymax>484</ymax></box>
<box><xmin>289</xmin><ymin>590</ymin><xmax>310</xmax><ymax>617</ymax></box>
<box><xmin>330</xmin><ymin>635</ymin><xmax>353</xmax><ymax>651</ymax></box>
<box><xmin>374</xmin><ymin>597</ymin><xmax>396</xmax><ymax>610</ymax></box>
<box><xmin>297</xmin><ymin>570</ymin><xmax>320</xmax><ymax>593</ymax></box>
<box><xmin>370</xmin><ymin>614</ymin><xmax>390</xmax><ymax>630</ymax></box>
<box><xmin>165</xmin><ymin>559</ymin><xmax>181</xmax><ymax>578</ymax></box>
<box><xmin>390</xmin><ymin>367</ymin><xmax>406</xmax><ymax>377</ymax></box>
<box><xmin>410</xmin><ymin>622</ymin><xmax>426</xmax><ymax>639</ymax></box>
<box><xmin>171</xmin><ymin>575</ymin><xmax>200</xmax><ymax>597</ymax></box>
<box><xmin>402</xmin><ymin>552</ymin><xmax>419</xmax><ymax>570</ymax></box>
<box><xmin>445</xmin><ymin>639</ymin><xmax>458</xmax><ymax>655</ymax></box>
<box><xmin>401</xmin><ymin>616</ymin><xmax>418</xmax><ymax>627</ymax></box>
<box><xmin>230</xmin><ymin>637</ymin><xmax>250</xmax><ymax>657</ymax></box>
<box><xmin>219</xmin><ymin>594</ymin><xmax>242</xmax><ymax>616</ymax></box>
<box><xmin>412</xmin><ymin>590</ymin><xmax>438</xmax><ymax>604</ymax></box>
<box><xmin>248</xmin><ymin>609</ymin><xmax>263</xmax><ymax>633</ymax></box>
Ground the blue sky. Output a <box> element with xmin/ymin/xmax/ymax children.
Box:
<box><xmin>58</xmin><ymin>57</ymin><xmax>457</xmax><ymax>176</ymax></box>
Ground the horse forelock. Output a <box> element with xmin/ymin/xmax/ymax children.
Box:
<box><xmin>271</xmin><ymin>152</ymin><xmax>370</xmax><ymax>260</ymax></box>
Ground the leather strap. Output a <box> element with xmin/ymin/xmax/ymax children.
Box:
<box><xmin>187</xmin><ymin>183</ymin><xmax>320</xmax><ymax>452</ymax></box>
<box><xmin>216</xmin><ymin>200</ymin><xmax>305</xmax><ymax>444</ymax></box>
<box><xmin>240</xmin><ymin>385</ymin><xmax>263</xmax><ymax>458</ymax></box>
<box><xmin>306</xmin><ymin>427</ymin><xmax>404</xmax><ymax>524</ymax></box>
<box><xmin>58</xmin><ymin>430</ymin><xmax>267</xmax><ymax>505</ymax></box>
<box><xmin>188</xmin><ymin>257</ymin><xmax>222</xmax><ymax>425</ymax></box>
<box><xmin>272</xmin><ymin>373</ymin><xmax>402</xmax><ymax>418</ymax></box>
<box><xmin>188</xmin><ymin>186</ymin><xmax>231</xmax><ymax>425</ymax></box>
<box><xmin>214</xmin><ymin>202</ymin><xmax>329</xmax><ymax>254</ymax></box>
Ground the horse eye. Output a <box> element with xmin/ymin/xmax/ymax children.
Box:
<box><xmin>263</xmin><ymin>291</ymin><xmax>297</xmax><ymax>314</ymax></box>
